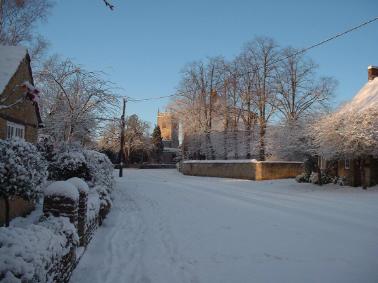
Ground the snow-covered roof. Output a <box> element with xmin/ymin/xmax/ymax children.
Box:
<box><xmin>0</xmin><ymin>45</ymin><xmax>28</xmax><ymax>94</ymax></box>
<box><xmin>339</xmin><ymin>77</ymin><xmax>378</xmax><ymax>114</ymax></box>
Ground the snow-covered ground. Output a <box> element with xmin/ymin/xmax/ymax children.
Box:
<box><xmin>71</xmin><ymin>169</ymin><xmax>378</xmax><ymax>283</ymax></box>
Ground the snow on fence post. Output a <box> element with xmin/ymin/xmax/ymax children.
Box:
<box><xmin>43</xmin><ymin>181</ymin><xmax>79</xmax><ymax>228</ymax></box>
<box><xmin>67</xmin><ymin>178</ymin><xmax>89</xmax><ymax>246</ymax></box>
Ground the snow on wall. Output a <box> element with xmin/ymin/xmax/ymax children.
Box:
<box><xmin>67</xmin><ymin>177</ymin><xmax>89</xmax><ymax>194</ymax></box>
<box><xmin>44</xmin><ymin>181</ymin><xmax>79</xmax><ymax>201</ymax></box>
<box><xmin>183</xmin><ymin>159</ymin><xmax>302</xmax><ymax>164</ymax></box>
<box><xmin>0</xmin><ymin>45</ymin><xmax>27</xmax><ymax>94</ymax></box>
<box><xmin>184</xmin><ymin>159</ymin><xmax>258</xmax><ymax>164</ymax></box>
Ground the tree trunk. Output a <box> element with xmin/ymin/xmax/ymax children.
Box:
<box><xmin>205</xmin><ymin>131</ymin><xmax>215</xmax><ymax>160</ymax></box>
<box><xmin>317</xmin><ymin>159</ymin><xmax>322</xmax><ymax>186</ymax></box>
<box><xmin>4</xmin><ymin>196</ymin><xmax>10</xmax><ymax>227</ymax></box>
<box><xmin>223</xmin><ymin>130</ymin><xmax>228</xmax><ymax>160</ymax></box>
<box><xmin>233</xmin><ymin>128</ymin><xmax>238</xmax><ymax>159</ymax></box>
<box><xmin>259</xmin><ymin>121</ymin><xmax>266</xmax><ymax>161</ymax></box>
<box><xmin>245</xmin><ymin>125</ymin><xmax>251</xmax><ymax>159</ymax></box>
<box><xmin>360</xmin><ymin>158</ymin><xmax>366</xmax><ymax>190</ymax></box>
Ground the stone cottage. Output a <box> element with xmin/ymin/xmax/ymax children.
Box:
<box><xmin>319</xmin><ymin>66</ymin><xmax>378</xmax><ymax>187</ymax></box>
<box><xmin>0</xmin><ymin>45</ymin><xmax>43</xmax><ymax>225</ymax></box>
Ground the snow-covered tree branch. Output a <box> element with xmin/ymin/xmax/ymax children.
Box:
<box><xmin>35</xmin><ymin>56</ymin><xmax>117</xmax><ymax>145</ymax></box>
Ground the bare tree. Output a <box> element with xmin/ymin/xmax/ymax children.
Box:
<box><xmin>35</xmin><ymin>55</ymin><xmax>117</xmax><ymax>144</ymax></box>
<box><xmin>240</xmin><ymin>37</ymin><xmax>279</xmax><ymax>160</ymax></box>
<box><xmin>274</xmin><ymin>47</ymin><xmax>337</xmax><ymax>121</ymax></box>
<box><xmin>98</xmin><ymin>114</ymin><xmax>150</xmax><ymax>163</ymax></box>
<box><xmin>170</xmin><ymin>57</ymin><xmax>226</xmax><ymax>160</ymax></box>
<box><xmin>0</xmin><ymin>0</ymin><xmax>52</xmax><ymax>60</ymax></box>
<box><xmin>222</xmin><ymin>60</ymin><xmax>243</xmax><ymax>159</ymax></box>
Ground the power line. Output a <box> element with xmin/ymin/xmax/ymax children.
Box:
<box><xmin>126</xmin><ymin>94</ymin><xmax>177</xmax><ymax>102</ymax></box>
<box><xmin>124</xmin><ymin>16</ymin><xmax>378</xmax><ymax>103</ymax></box>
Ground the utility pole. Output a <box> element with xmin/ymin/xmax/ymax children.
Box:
<box><xmin>119</xmin><ymin>97</ymin><xmax>126</xmax><ymax>177</ymax></box>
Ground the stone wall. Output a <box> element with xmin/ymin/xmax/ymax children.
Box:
<box><xmin>41</xmin><ymin>182</ymin><xmax>111</xmax><ymax>281</ymax></box>
<box><xmin>181</xmin><ymin>160</ymin><xmax>303</xmax><ymax>180</ymax></box>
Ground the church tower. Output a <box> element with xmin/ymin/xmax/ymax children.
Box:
<box><xmin>157</xmin><ymin>111</ymin><xmax>179</xmax><ymax>148</ymax></box>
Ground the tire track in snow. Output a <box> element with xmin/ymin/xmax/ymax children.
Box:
<box><xmin>142</xmin><ymin>194</ymin><xmax>200</xmax><ymax>283</ymax></box>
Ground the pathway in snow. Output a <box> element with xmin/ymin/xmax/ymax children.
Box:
<box><xmin>71</xmin><ymin>169</ymin><xmax>378</xmax><ymax>283</ymax></box>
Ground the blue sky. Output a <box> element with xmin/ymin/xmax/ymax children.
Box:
<box><xmin>38</xmin><ymin>0</ymin><xmax>378</xmax><ymax>127</ymax></box>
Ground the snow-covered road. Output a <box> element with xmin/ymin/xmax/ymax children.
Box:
<box><xmin>71</xmin><ymin>169</ymin><xmax>378</xmax><ymax>283</ymax></box>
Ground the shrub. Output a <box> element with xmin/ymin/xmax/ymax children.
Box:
<box><xmin>0</xmin><ymin>138</ymin><xmax>47</xmax><ymax>226</ymax></box>
<box><xmin>309</xmin><ymin>172</ymin><xmax>334</xmax><ymax>185</ymax></box>
<box><xmin>335</xmin><ymin>176</ymin><xmax>346</xmax><ymax>186</ymax></box>
<box><xmin>94</xmin><ymin>185</ymin><xmax>112</xmax><ymax>207</ymax></box>
<box><xmin>309</xmin><ymin>172</ymin><xmax>319</xmax><ymax>184</ymax></box>
<box><xmin>295</xmin><ymin>172</ymin><xmax>310</xmax><ymax>183</ymax></box>
<box><xmin>37</xmin><ymin>135</ymin><xmax>55</xmax><ymax>162</ymax></box>
<box><xmin>0</xmin><ymin>216</ymin><xmax>78</xmax><ymax>282</ymax></box>
<box><xmin>49</xmin><ymin>150</ymin><xmax>90</xmax><ymax>181</ymax></box>
<box><xmin>83</xmin><ymin>150</ymin><xmax>114</xmax><ymax>189</ymax></box>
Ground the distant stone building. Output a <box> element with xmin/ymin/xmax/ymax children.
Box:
<box><xmin>157</xmin><ymin>111</ymin><xmax>179</xmax><ymax>148</ymax></box>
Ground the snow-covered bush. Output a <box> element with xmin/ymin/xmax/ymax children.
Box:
<box><xmin>83</xmin><ymin>150</ymin><xmax>114</xmax><ymax>189</ymax></box>
<box><xmin>0</xmin><ymin>216</ymin><xmax>78</xmax><ymax>282</ymax></box>
<box><xmin>295</xmin><ymin>173</ymin><xmax>310</xmax><ymax>183</ymax></box>
<box><xmin>309</xmin><ymin>172</ymin><xmax>319</xmax><ymax>184</ymax></box>
<box><xmin>37</xmin><ymin>135</ymin><xmax>55</xmax><ymax>162</ymax></box>
<box><xmin>0</xmin><ymin>138</ymin><xmax>47</xmax><ymax>226</ymax></box>
<box><xmin>309</xmin><ymin>172</ymin><xmax>334</xmax><ymax>185</ymax></box>
<box><xmin>335</xmin><ymin>176</ymin><xmax>346</xmax><ymax>186</ymax></box>
<box><xmin>94</xmin><ymin>185</ymin><xmax>112</xmax><ymax>208</ymax></box>
<box><xmin>86</xmin><ymin>193</ymin><xmax>101</xmax><ymax>223</ymax></box>
<box><xmin>67</xmin><ymin>177</ymin><xmax>89</xmax><ymax>194</ymax></box>
<box><xmin>48</xmin><ymin>150</ymin><xmax>90</xmax><ymax>181</ymax></box>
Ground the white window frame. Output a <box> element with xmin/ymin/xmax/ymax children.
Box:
<box><xmin>345</xmin><ymin>159</ymin><xmax>350</xmax><ymax>170</ymax></box>
<box><xmin>6</xmin><ymin>121</ymin><xmax>25</xmax><ymax>140</ymax></box>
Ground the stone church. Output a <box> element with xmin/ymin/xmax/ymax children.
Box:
<box><xmin>157</xmin><ymin>111</ymin><xmax>179</xmax><ymax>148</ymax></box>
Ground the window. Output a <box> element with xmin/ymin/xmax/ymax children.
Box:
<box><xmin>162</xmin><ymin>122</ymin><xmax>167</xmax><ymax>129</ymax></box>
<box><xmin>6</xmin><ymin>121</ymin><xmax>25</xmax><ymax>140</ymax></box>
<box><xmin>345</xmin><ymin>159</ymin><xmax>350</xmax><ymax>170</ymax></box>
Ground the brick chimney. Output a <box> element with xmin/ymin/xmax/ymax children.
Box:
<box><xmin>368</xmin><ymin>66</ymin><xmax>378</xmax><ymax>81</ymax></box>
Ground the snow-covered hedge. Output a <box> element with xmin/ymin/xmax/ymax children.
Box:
<box><xmin>94</xmin><ymin>185</ymin><xmax>112</xmax><ymax>208</ymax></box>
<box><xmin>0</xmin><ymin>138</ymin><xmax>47</xmax><ymax>201</ymax></box>
<box><xmin>47</xmin><ymin>146</ymin><xmax>114</xmax><ymax>190</ymax></box>
<box><xmin>67</xmin><ymin>177</ymin><xmax>89</xmax><ymax>194</ymax></box>
<box><xmin>86</xmin><ymin>193</ymin><xmax>101</xmax><ymax>223</ymax></box>
<box><xmin>0</xmin><ymin>216</ymin><xmax>78</xmax><ymax>282</ymax></box>
<box><xmin>48</xmin><ymin>150</ymin><xmax>90</xmax><ymax>181</ymax></box>
<box><xmin>83</xmin><ymin>150</ymin><xmax>115</xmax><ymax>189</ymax></box>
